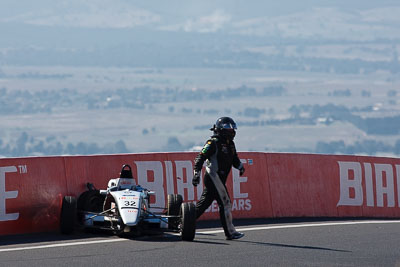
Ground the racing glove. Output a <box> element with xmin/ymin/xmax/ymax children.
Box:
<box><xmin>192</xmin><ymin>170</ymin><xmax>200</xmax><ymax>186</ymax></box>
<box><xmin>239</xmin><ymin>166</ymin><xmax>245</xmax><ymax>176</ymax></box>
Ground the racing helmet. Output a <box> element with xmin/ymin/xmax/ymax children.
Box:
<box><xmin>211</xmin><ymin>117</ymin><xmax>237</xmax><ymax>140</ymax></box>
<box><xmin>120</xmin><ymin>164</ymin><xmax>133</xmax><ymax>179</ymax></box>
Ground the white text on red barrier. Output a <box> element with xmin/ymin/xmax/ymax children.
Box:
<box><xmin>0</xmin><ymin>166</ymin><xmax>19</xmax><ymax>222</ymax></box>
<box><xmin>337</xmin><ymin>161</ymin><xmax>400</xmax><ymax>207</ymax></box>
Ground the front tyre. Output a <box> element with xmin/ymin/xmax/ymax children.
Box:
<box><xmin>167</xmin><ymin>194</ymin><xmax>183</xmax><ymax>229</ymax></box>
<box><xmin>180</xmin><ymin>202</ymin><xmax>196</xmax><ymax>241</ymax></box>
<box><xmin>77</xmin><ymin>190</ymin><xmax>105</xmax><ymax>212</ymax></box>
<box><xmin>60</xmin><ymin>196</ymin><xmax>77</xmax><ymax>234</ymax></box>
<box><xmin>167</xmin><ymin>194</ymin><xmax>183</xmax><ymax>215</ymax></box>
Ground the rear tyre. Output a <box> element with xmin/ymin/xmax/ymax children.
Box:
<box><xmin>180</xmin><ymin>202</ymin><xmax>196</xmax><ymax>241</ymax></box>
<box><xmin>167</xmin><ymin>194</ymin><xmax>183</xmax><ymax>229</ymax></box>
<box><xmin>60</xmin><ymin>196</ymin><xmax>77</xmax><ymax>235</ymax></box>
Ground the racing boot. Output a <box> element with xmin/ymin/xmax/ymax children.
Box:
<box><xmin>226</xmin><ymin>231</ymin><xmax>244</xmax><ymax>240</ymax></box>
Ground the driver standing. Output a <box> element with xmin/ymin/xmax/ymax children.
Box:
<box><xmin>192</xmin><ymin>117</ymin><xmax>245</xmax><ymax>240</ymax></box>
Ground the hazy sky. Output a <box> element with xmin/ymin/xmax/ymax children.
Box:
<box><xmin>1</xmin><ymin>1</ymin><xmax>400</xmax><ymax>50</ymax></box>
<box><xmin>2</xmin><ymin>0</ymin><xmax>400</xmax><ymax>30</ymax></box>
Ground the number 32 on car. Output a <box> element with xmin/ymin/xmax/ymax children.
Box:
<box><xmin>124</xmin><ymin>200</ymin><xmax>137</xmax><ymax>207</ymax></box>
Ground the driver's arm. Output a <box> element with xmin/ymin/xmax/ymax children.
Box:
<box><xmin>194</xmin><ymin>139</ymin><xmax>216</xmax><ymax>172</ymax></box>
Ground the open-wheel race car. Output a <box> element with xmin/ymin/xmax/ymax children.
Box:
<box><xmin>60</xmin><ymin>164</ymin><xmax>196</xmax><ymax>241</ymax></box>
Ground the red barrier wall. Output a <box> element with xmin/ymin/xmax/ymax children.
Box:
<box><xmin>1</xmin><ymin>152</ymin><xmax>400</xmax><ymax>235</ymax></box>
<box><xmin>0</xmin><ymin>157</ymin><xmax>67</xmax><ymax>235</ymax></box>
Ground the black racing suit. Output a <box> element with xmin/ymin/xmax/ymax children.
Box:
<box><xmin>194</xmin><ymin>134</ymin><xmax>243</xmax><ymax>237</ymax></box>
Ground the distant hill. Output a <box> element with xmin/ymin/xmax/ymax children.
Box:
<box><xmin>1</xmin><ymin>1</ymin><xmax>400</xmax><ymax>68</ymax></box>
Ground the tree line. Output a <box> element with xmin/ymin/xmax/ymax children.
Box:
<box><xmin>0</xmin><ymin>132</ymin><xmax>128</xmax><ymax>157</ymax></box>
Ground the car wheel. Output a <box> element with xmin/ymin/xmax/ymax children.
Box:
<box><xmin>77</xmin><ymin>190</ymin><xmax>105</xmax><ymax>212</ymax></box>
<box><xmin>180</xmin><ymin>202</ymin><xmax>196</xmax><ymax>241</ymax></box>
<box><xmin>167</xmin><ymin>194</ymin><xmax>183</xmax><ymax>229</ymax></box>
<box><xmin>60</xmin><ymin>196</ymin><xmax>77</xmax><ymax>235</ymax></box>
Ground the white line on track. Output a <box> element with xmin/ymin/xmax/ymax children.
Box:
<box><xmin>1</xmin><ymin>220</ymin><xmax>400</xmax><ymax>252</ymax></box>
<box><xmin>198</xmin><ymin>220</ymin><xmax>400</xmax><ymax>234</ymax></box>
<box><xmin>0</xmin><ymin>238</ymin><xmax>125</xmax><ymax>253</ymax></box>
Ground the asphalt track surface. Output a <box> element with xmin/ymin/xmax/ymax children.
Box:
<box><xmin>1</xmin><ymin>218</ymin><xmax>400</xmax><ymax>267</ymax></box>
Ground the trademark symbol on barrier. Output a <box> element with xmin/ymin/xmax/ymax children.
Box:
<box><xmin>18</xmin><ymin>165</ymin><xmax>27</xmax><ymax>174</ymax></box>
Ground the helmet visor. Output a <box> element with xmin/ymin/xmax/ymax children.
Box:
<box><xmin>220</xmin><ymin>122</ymin><xmax>237</xmax><ymax>130</ymax></box>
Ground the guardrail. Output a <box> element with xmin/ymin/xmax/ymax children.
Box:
<box><xmin>1</xmin><ymin>152</ymin><xmax>400</xmax><ymax>235</ymax></box>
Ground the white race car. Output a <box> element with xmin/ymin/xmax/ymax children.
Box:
<box><xmin>60</xmin><ymin>164</ymin><xmax>196</xmax><ymax>241</ymax></box>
